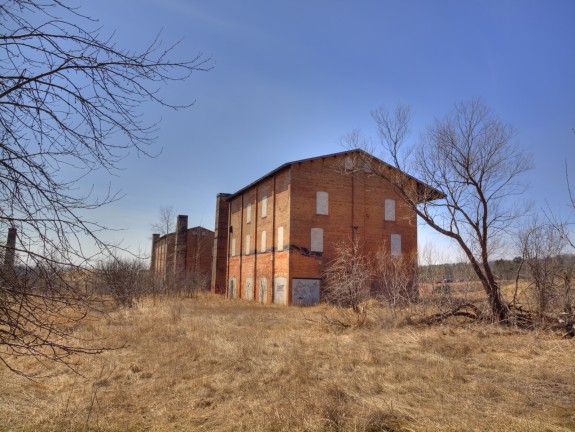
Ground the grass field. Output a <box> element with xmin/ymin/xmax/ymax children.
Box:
<box><xmin>1</xmin><ymin>293</ymin><xmax>574</xmax><ymax>431</ymax></box>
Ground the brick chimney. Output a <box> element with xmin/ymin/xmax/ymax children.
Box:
<box><xmin>174</xmin><ymin>215</ymin><xmax>188</xmax><ymax>279</ymax></box>
<box><xmin>211</xmin><ymin>193</ymin><xmax>231</xmax><ymax>294</ymax></box>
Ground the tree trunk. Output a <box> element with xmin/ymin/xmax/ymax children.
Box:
<box><xmin>486</xmin><ymin>283</ymin><xmax>510</xmax><ymax>322</ymax></box>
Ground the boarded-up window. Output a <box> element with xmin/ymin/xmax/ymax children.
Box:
<box><xmin>245</xmin><ymin>277</ymin><xmax>253</xmax><ymax>300</ymax></box>
<box><xmin>231</xmin><ymin>237</ymin><xmax>236</xmax><ymax>257</ymax></box>
<box><xmin>385</xmin><ymin>199</ymin><xmax>396</xmax><ymax>221</ymax></box>
<box><xmin>261</xmin><ymin>195</ymin><xmax>267</xmax><ymax>218</ymax></box>
<box><xmin>260</xmin><ymin>230</ymin><xmax>267</xmax><ymax>253</ymax></box>
<box><xmin>344</xmin><ymin>157</ymin><xmax>353</xmax><ymax>171</ymax></box>
<box><xmin>259</xmin><ymin>277</ymin><xmax>268</xmax><ymax>303</ymax></box>
<box><xmin>246</xmin><ymin>203</ymin><xmax>252</xmax><ymax>223</ymax></box>
<box><xmin>277</xmin><ymin>226</ymin><xmax>284</xmax><ymax>251</ymax></box>
<box><xmin>228</xmin><ymin>278</ymin><xmax>237</xmax><ymax>298</ymax></box>
<box><xmin>391</xmin><ymin>234</ymin><xmax>401</xmax><ymax>256</ymax></box>
<box><xmin>274</xmin><ymin>276</ymin><xmax>287</xmax><ymax>305</ymax></box>
<box><xmin>311</xmin><ymin>228</ymin><xmax>323</xmax><ymax>253</ymax></box>
<box><xmin>292</xmin><ymin>278</ymin><xmax>320</xmax><ymax>305</ymax></box>
<box><xmin>316</xmin><ymin>191</ymin><xmax>328</xmax><ymax>215</ymax></box>
<box><xmin>245</xmin><ymin>234</ymin><xmax>251</xmax><ymax>255</ymax></box>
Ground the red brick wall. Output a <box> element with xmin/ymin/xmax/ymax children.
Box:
<box><xmin>151</xmin><ymin>223</ymin><xmax>214</xmax><ymax>287</ymax></box>
<box><xmin>222</xmin><ymin>151</ymin><xmax>418</xmax><ymax>305</ymax></box>
<box><xmin>186</xmin><ymin>227</ymin><xmax>213</xmax><ymax>278</ymax></box>
<box><xmin>225</xmin><ymin>169</ymin><xmax>291</xmax><ymax>304</ymax></box>
<box><xmin>288</xmin><ymin>154</ymin><xmax>417</xmax><ymax>303</ymax></box>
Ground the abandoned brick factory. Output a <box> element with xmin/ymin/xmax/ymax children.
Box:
<box><xmin>150</xmin><ymin>149</ymin><xmax>440</xmax><ymax>305</ymax></box>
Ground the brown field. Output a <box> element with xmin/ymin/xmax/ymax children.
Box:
<box><xmin>1</xmin><ymin>293</ymin><xmax>574</xmax><ymax>432</ymax></box>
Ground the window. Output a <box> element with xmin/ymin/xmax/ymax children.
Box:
<box><xmin>311</xmin><ymin>228</ymin><xmax>323</xmax><ymax>252</ymax></box>
<box><xmin>385</xmin><ymin>199</ymin><xmax>396</xmax><ymax>221</ymax></box>
<box><xmin>231</xmin><ymin>237</ymin><xmax>236</xmax><ymax>257</ymax></box>
<box><xmin>274</xmin><ymin>276</ymin><xmax>287</xmax><ymax>305</ymax></box>
<box><xmin>344</xmin><ymin>157</ymin><xmax>353</xmax><ymax>171</ymax></box>
<box><xmin>277</xmin><ymin>226</ymin><xmax>284</xmax><ymax>251</ymax></box>
<box><xmin>316</xmin><ymin>191</ymin><xmax>328</xmax><ymax>215</ymax></box>
<box><xmin>261</xmin><ymin>195</ymin><xmax>267</xmax><ymax>218</ymax></box>
<box><xmin>259</xmin><ymin>277</ymin><xmax>267</xmax><ymax>303</ymax></box>
<box><xmin>228</xmin><ymin>278</ymin><xmax>237</xmax><ymax>298</ymax></box>
<box><xmin>245</xmin><ymin>278</ymin><xmax>253</xmax><ymax>300</ymax></box>
<box><xmin>245</xmin><ymin>234</ymin><xmax>251</xmax><ymax>255</ymax></box>
<box><xmin>246</xmin><ymin>203</ymin><xmax>252</xmax><ymax>223</ymax></box>
<box><xmin>391</xmin><ymin>234</ymin><xmax>401</xmax><ymax>256</ymax></box>
<box><xmin>260</xmin><ymin>230</ymin><xmax>267</xmax><ymax>253</ymax></box>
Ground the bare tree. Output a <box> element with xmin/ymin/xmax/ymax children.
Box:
<box><xmin>0</xmin><ymin>0</ymin><xmax>210</xmax><ymax>373</ymax></box>
<box><xmin>323</xmin><ymin>238</ymin><xmax>417</xmax><ymax>313</ymax></box>
<box><xmin>95</xmin><ymin>256</ymin><xmax>153</xmax><ymax>308</ymax></box>
<box><xmin>518</xmin><ymin>219</ymin><xmax>568</xmax><ymax>313</ymax></box>
<box><xmin>372</xmin><ymin>246</ymin><xmax>417</xmax><ymax>307</ymax></box>
<box><xmin>560</xmin><ymin>163</ymin><xmax>575</xmax><ymax>250</ymax></box>
<box><xmin>349</xmin><ymin>99</ymin><xmax>532</xmax><ymax>322</ymax></box>
<box><xmin>151</xmin><ymin>206</ymin><xmax>177</xmax><ymax>236</ymax></box>
<box><xmin>323</xmin><ymin>239</ymin><xmax>372</xmax><ymax>313</ymax></box>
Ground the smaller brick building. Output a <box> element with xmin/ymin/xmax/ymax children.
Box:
<box><xmin>150</xmin><ymin>215</ymin><xmax>213</xmax><ymax>288</ymax></box>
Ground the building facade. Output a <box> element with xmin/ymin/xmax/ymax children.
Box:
<box><xmin>151</xmin><ymin>215</ymin><xmax>214</xmax><ymax>287</ymax></box>
<box><xmin>211</xmin><ymin>149</ymin><xmax>440</xmax><ymax>305</ymax></box>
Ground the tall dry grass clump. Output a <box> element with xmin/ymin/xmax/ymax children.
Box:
<box><xmin>1</xmin><ymin>293</ymin><xmax>574</xmax><ymax>432</ymax></box>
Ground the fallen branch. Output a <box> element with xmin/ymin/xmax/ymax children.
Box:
<box><xmin>413</xmin><ymin>303</ymin><xmax>484</xmax><ymax>325</ymax></box>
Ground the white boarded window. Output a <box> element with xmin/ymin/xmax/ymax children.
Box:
<box><xmin>245</xmin><ymin>234</ymin><xmax>251</xmax><ymax>255</ymax></box>
<box><xmin>246</xmin><ymin>203</ymin><xmax>252</xmax><ymax>223</ymax></box>
<box><xmin>344</xmin><ymin>157</ymin><xmax>353</xmax><ymax>171</ymax></box>
<box><xmin>311</xmin><ymin>228</ymin><xmax>324</xmax><ymax>252</ymax></box>
<box><xmin>231</xmin><ymin>237</ymin><xmax>236</xmax><ymax>257</ymax></box>
<box><xmin>391</xmin><ymin>234</ymin><xmax>402</xmax><ymax>256</ymax></box>
<box><xmin>385</xmin><ymin>199</ymin><xmax>396</xmax><ymax>221</ymax></box>
<box><xmin>260</xmin><ymin>230</ymin><xmax>267</xmax><ymax>252</ymax></box>
<box><xmin>316</xmin><ymin>191</ymin><xmax>329</xmax><ymax>215</ymax></box>
<box><xmin>277</xmin><ymin>226</ymin><xmax>284</xmax><ymax>251</ymax></box>
<box><xmin>245</xmin><ymin>278</ymin><xmax>254</xmax><ymax>300</ymax></box>
<box><xmin>261</xmin><ymin>195</ymin><xmax>267</xmax><ymax>218</ymax></box>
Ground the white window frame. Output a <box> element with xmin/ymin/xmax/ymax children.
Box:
<box><xmin>277</xmin><ymin>226</ymin><xmax>284</xmax><ymax>251</ymax></box>
<box><xmin>261</xmin><ymin>195</ymin><xmax>267</xmax><ymax>218</ymax></box>
<box><xmin>385</xmin><ymin>199</ymin><xmax>396</xmax><ymax>222</ymax></box>
<box><xmin>246</xmin><ymin>203</ymin><xmax>252</xmax><ymax>224</ymax></box>
<box><xmin>391</xmin><ymin>234</ymin><xmax>401</xmax><ymax>256</ymax></box>
<box><xmin>316</xmin><ymin>191</ymin><xmax>329</xmax><ymax>215</ymax></box>
<box><xmin>311</xmin><ymin>228</ymin><xmax>324</xmax><ymax>253</ymax></box>
<box><xmin>260</xmin><ymin>230</ymin><xmax>267</xmax><ymax>253</ymax></box>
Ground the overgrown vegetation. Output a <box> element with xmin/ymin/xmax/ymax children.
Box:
<box><xmin>94</xmin><ymin>257</ymin><xmax>210</xmax><ymax>308</ymax></box>
<box><xmin>1</xmin><ymin>294</ymin><xmax>573</xmax><ymax>432</ymax></box>
<box><xmin>321</xmin><ymin>238</ymin><xmax>574</xmax><ymax>335</ymax></box>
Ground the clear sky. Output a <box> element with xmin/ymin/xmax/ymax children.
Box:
<box><xmin>69</xmin><ymin>0</ymin><xmax>574</xmax><ymax>261</ymax></box>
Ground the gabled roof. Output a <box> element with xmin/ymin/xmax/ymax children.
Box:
<box><xmin>225</xmin><ymin>149</ymin><xmax>444</xmax><ymax>203</ymax></box>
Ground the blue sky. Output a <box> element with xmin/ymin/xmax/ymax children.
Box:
<box><xmin>71</xmin><ymin>0</ymin><xmax>574</xmax><ymax>261</ymax></box>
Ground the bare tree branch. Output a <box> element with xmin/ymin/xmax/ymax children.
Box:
<box><xmin>348</xmin><ymin>98</ymin><xmax>533</xmax><ymax>322</ymax></box>
<box><xmin>150</xmin><ymin>206</ymin><xmax>176</xmax><ymax>236</ymax></box>
<box><xmin>0</xmin><ymin>0</ymin><xmax>211</xmax><ymax>374</ymax></box>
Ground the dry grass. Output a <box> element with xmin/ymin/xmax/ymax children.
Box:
<box><xmin>1</xmin><ymin>293</ymin><xmax>574</xmax><ymax>432</ymax></box>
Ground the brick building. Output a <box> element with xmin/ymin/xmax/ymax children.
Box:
<box><xmin>151</xmin><ymin>215</ymin><xmax>214</xmax><ymax>287</ymax></box>
<box><xmin>210</xmin><ymin>149</ymin><xmax>441</xmax><ymax>305</ymax></box>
